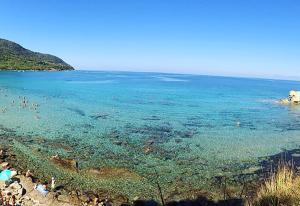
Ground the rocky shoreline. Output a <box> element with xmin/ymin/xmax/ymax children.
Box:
<box><xmin>0</xmin><ymin>147</ymin><xmax>129</xmax><ymax>206</ymax></box>
<box><xmin>1</xmin><ymin>140</ymin><xmax>300</xmax><ymax>206</ymax></box>
<box><xmin>0</xmin><ymin>142</ymin><xmax>245</xmax><ymax>206</ymax></box>
<box><xmin>2</xmin><ymin>140</ymin><xmax>299</xmax><ymax>206</ymax></box>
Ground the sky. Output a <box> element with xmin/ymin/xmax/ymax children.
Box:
<box><xmin>0</xmin><ymin>0</ymin><xmax>300</xmax><ymax>79</ymax></box>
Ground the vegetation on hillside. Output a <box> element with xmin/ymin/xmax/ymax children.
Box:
<box><xmin>0</xmin><ymin>38</ymin><xmax>74</xmax><ymax>70</ymax></box>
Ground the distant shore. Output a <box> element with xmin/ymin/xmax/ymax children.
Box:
<box><xmin>0</xmin><ymin>69</ymin><xmax>73</xmax><ymax>72</ymax></box>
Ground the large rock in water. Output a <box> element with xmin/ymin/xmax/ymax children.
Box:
<box><xmin>0</xmin><ymin>38</ymin><xmax>74</xmax><ymax>71</ymax></box>
<box><xmin>289</xmin><ymin>90</ymin><xmax>300</xmax><ymax>103</ymax></box>
<box><xmin>280</xmin><ymin>90</ymin><xmax>300</xmax><ymax>105</ymax></box>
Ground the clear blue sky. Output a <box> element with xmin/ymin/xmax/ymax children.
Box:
<box><xmin>0</xmin><ymin>0</ymin><xmax>300</xmax><ymax>79</ymax></box>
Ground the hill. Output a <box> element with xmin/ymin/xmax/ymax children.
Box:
<box><xmin>0</xmin><ymin>38</ymin><xmax>74</xmax><ymax>71</ymax></box>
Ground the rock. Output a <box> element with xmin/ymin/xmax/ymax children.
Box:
<box><xmin>87</xmin><ymin>167</ymin><xmax>141</xmax><ymax>180</ymax></box>
<box><xmin>69</xmin><ymin>190</ymin><xmax>77</xmax><ymax>197</ymax></box>
<box><xmin>279</xmin><ymin>91</ymin><xmax>300</xmax><ymax>105</ymax></box>
<box><xmin>113</xmin><ymin>194</ymin><xmax>129</xmax><ymax>205</ymax></box>
<box><xmin>3</xmin><ymin>181</ymin><xmax>26</xmax><ymax>200</ymax></box>
<box><xmin>175</xmin><ymin>138</ymin><xmax>183</xmax><ymax>143</ymax></box>
<box><xmin>133</xmin><ymin>196</ymin><xmax>140</xmax><ymax>201</ymax></box>
<box><xmin>14</xmin><ymin>188</ymin><xmax>25</xmax><ymax>199</ymax></box>
<box><xmin>90</xmin><ymin>113</ymin><xmax>109</xmax><ymax>120</ymax></box>
<box><xmin>50</xmin><ymin>155</ymin><xmax>78</xmax><ymax>171</ymax></box>
<box><xmin>0</xmin><ymin>161</ymin><xmax>9</xmax><ymax>169</ymax></box>
<box><xmin>48</xmin><ymin>142</ymin><xmax>73</xmax><ymax>152</ymax></box>
<box><xmin>143</xmin><ymin>146</ymin><xmax>153</xmax><ymax>154</ymax></box>
<box><xmin>288</xmin><ymin>91</ymin><xmax>300</xmax><ymax>104</ymax></box>
<box><xmin>242</xmin><ymin>166</ymin><xmax>261</xmax><ymax>174</ymax></box>
<box><xmin>87</xmin><ymin>168</ymin><xmax>101</xmax><ymax>175</ymax></box>
<box><xmin>146</xmin><ymin>139</ymin><xmax>155</xmax><ymax>145</ymax></box>
<box><xmin>78</xmin><ymin>194</ymin><xmax>90</xmax><ymax>203</ymax></box>
<box><xmin>0</xmin><ymin>149</ymin><xmax>5</xmax><ymax>159</ymax></box>
<box><xmin>279</xmin><ymin>98</ymin><xmax>289</xmax><ymax>104</ymax></box>
<box><xmin>57</xmin><ymin>194</ymin><xmax>71</xmax><ymax>202</ymax></box>
<box><xmin>113</xmin><ymin>140</ymin><xmax>123</xmax><ymax>146</ymax></box>
<box><xmin>9</xmin><ymin>181</ymin><xmax>22</xmax><ymax>190</ymax></box>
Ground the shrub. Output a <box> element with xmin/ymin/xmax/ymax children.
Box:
<box><xmin>254</xmin><ymin>162</ymin><xmax>300</xmax><ymax>206</ymax></box>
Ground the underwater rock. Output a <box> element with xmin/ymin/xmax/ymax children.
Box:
<box><xmin>90</xmin><ymin>113</ymin><xmax>109</xmax><ymax>120</ymax></box>
<box><xmin>66</xmin><ymin>107</ymin><xmax>86</xmax><ymax>116</ymax></box>
<box><xmin>141</xmin><ymin>115</ymin><xmax>161</xmax><ymax>121</ymax></box>
<box><xmin>109</xmin><ymin>130</ymin><xmax>120</xmax><ymax>138</ymax></box>
<box><xmin>34</xmin><ymin>137</ymin><xmax>46</xmax><ymax>144</ymax></box>
<box><xmin>160</xmin><ymin>101</ymin><xmax>175</xmax><ymax>106</ymax></box>
<box><xmin>146</xmin><ymin>139</ymin><xmax>155</xmax><ymax>145</ymax></box>
<box><xmin>124</xmin><ymin>124</ymin><xmax>177</xmax><ymax>145</ymax></box>
<box><xmin>175</xmin><ymin>130</ymin><xmax>196</xmax><ymax>138</ymax></box>
<box><xmin>242</xmin><ymin>166</ymin><xmax>261</xmax><ymax>174</ymax></box>
<box><xmin>259</xmin><ymin>148</ymin><xmax>300</xmax><ymax>176</ymax></box>
<box><xmin>82</xmin><ymin>123</ymin><xmax>95</xmax><ymax>129</ymax></box>
<box><xmin>48</xmin><ymin>141</ymin><xmax>74</xmax><ymax>152</ymax></box>
<box><xmin>175</xmin><ymin>138</ymin><xmax>183</xmax><ymax>144</ymax></box>
<box><xmin>113</xmin><ymin>140</ymin><xmax>123</xmax><ymax>146</ymax></box>
<box><xmin>50</xmin><ymin>155</ymin><xmax>78</xmax><ymax>172</ymax></box>
<box><xmin>143</xmin><ymin>146</ymin><xmax>153</xmax><ymax>154</ymax></box>
<box><xmin>131</xmin><ymin>125</ymin><xmax>172</xmax><ymax>135</ymax></box>
<box><xmin>87</xmin><ymin>167</ymin><xmax>141</xmax><ymax>180</ymax></box>
<box><xmin>0</xmin><ymin>126</ymin><xmax>16</xmax><ymax>133</ymax></box>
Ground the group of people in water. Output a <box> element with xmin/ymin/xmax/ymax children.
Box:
<box><xmin>0</xmin><ymin>92</ymin><xmax>41</xmax><ymax>121</ymax></box>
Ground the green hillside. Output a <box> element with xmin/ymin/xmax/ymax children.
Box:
<box><xmin>0</xmin><ymin>38</ymin><xmax>74</xmax><ymax>71</ymax></box>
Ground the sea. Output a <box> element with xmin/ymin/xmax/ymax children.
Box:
<box><xmin>1</xmin><ymin>70</ymin><xmax>300</xmax><ymax>199</ymax></box>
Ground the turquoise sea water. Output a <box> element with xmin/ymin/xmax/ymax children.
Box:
<box><xmin>1</xmin><ymin>70</ymin><xmax>300</xmax><ymax>198</ymax></box>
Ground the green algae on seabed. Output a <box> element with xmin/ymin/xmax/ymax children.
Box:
<box><xmin>11</xmin><ymin>140</ymin><xmax>157</xmax><ymax>200</ymax></box>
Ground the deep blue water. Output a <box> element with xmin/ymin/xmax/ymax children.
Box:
<box><xmin>1</xmin><ymin>70</ymin><xmax>300</xmax><ymax>196</ymax></box>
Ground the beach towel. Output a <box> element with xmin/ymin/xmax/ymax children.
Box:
<box><xmin>36</xmin><ymin>184</ymin><xmax>49</xmax><ymax>196</ymax></box>
<box><xmin>0</xmin><ymin>169</ymin><xmax>12</xmax><ymax>181</ymax></box>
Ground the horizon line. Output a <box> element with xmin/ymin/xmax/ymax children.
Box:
<box><xmin>74</xmin><ymin>68</ymin><xmax>300</xmax><ymax>82</ymax></box>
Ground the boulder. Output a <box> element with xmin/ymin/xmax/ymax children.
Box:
<box><xmin>289</xmin><ymin>90</ymin><xmax>300</xmax><ymax>103</ymax></box>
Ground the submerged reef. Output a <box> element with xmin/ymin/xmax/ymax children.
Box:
<box><xmin>0</xmin><ymin>122</ymin><xmax>264</xmax><ymax>202</ymax></box>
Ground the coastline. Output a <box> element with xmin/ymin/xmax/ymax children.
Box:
<box><xmin>1</xmin><ymin>135</ymin><xmax>300</xmax><ymax>205</ymax></box>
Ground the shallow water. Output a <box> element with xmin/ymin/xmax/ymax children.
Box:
<box><xmin>1</xmin><ymin>70</ymin><xmax>300</xmax><ymax>198</ymax></box>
